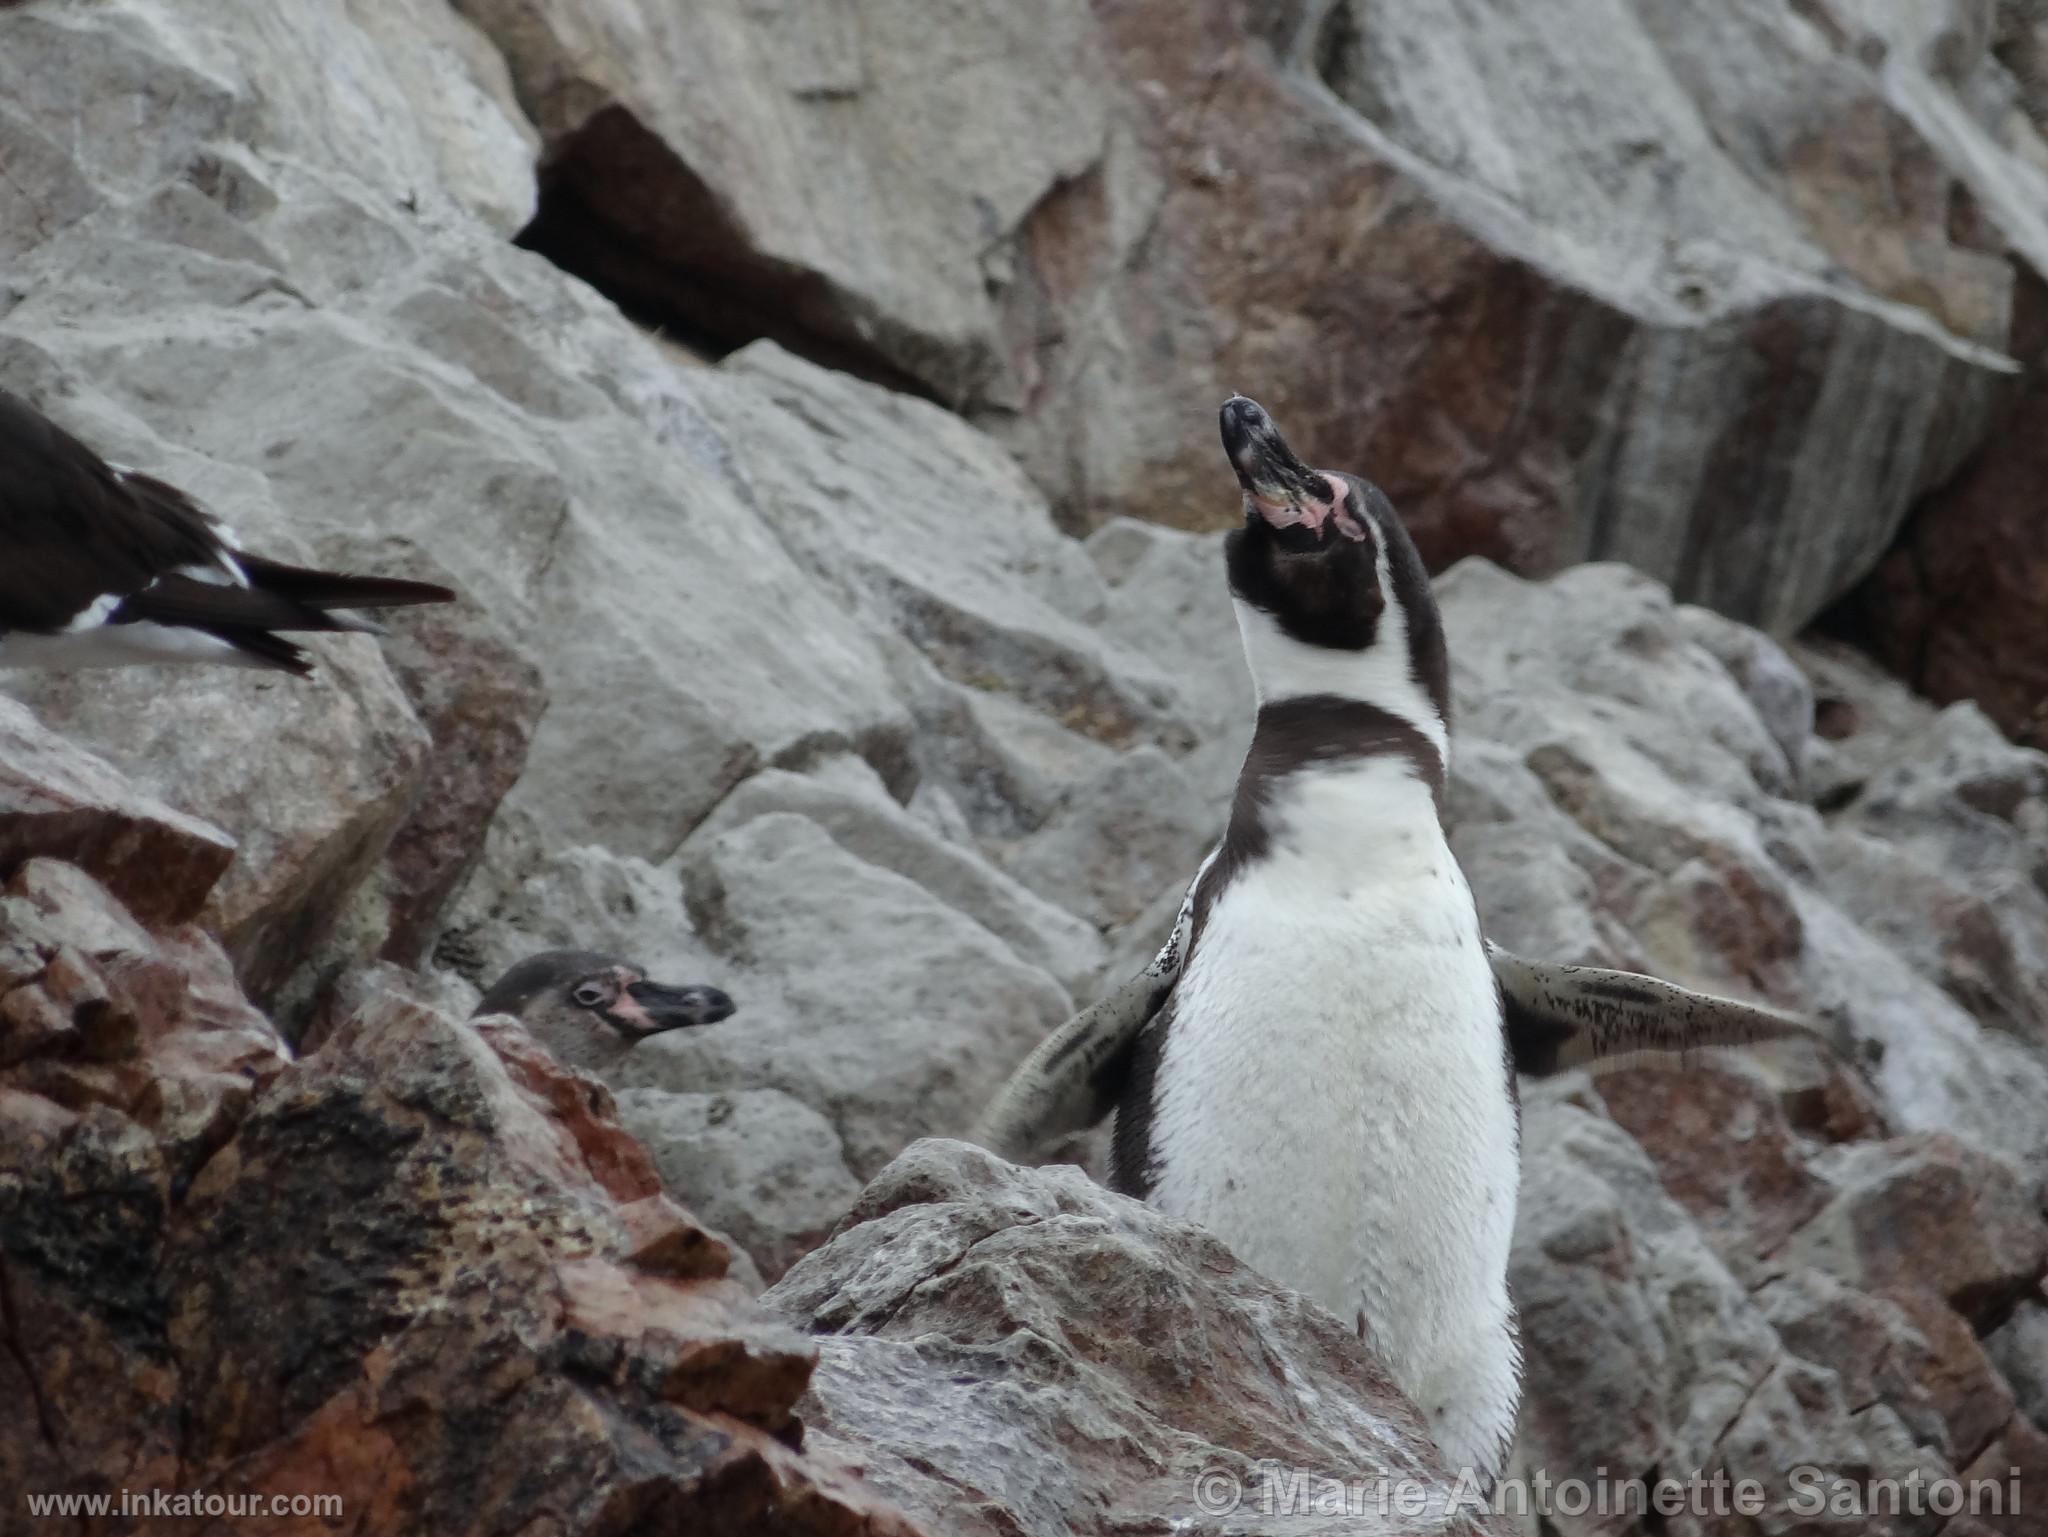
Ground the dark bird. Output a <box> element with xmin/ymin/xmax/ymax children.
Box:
<box><xmin>0</xmin><ymin>389</ymin><xmax>454</xmax><ymax>674</ymax></box>
<box><xmin>473</xmin><ymin>950</ymin><xmax>737</xmax><ymax>1071</ymax></box>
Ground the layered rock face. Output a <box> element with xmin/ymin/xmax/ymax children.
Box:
<box><xmin>2</xmin><ymin>2</ymin><xmax>2047</xmax><ymax>1535</ymax></box>
<box><xmin>473</xmin><ymin>0</ymin><xmax>2048</xmax><ymax>639</ymax></box>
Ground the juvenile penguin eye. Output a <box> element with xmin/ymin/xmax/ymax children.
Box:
<box><xmin>570</xmin><ymin>982</ymin><xmax>608</xmax><ymax>1008</ymax></box>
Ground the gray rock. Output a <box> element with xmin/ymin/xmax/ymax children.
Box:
<box><xmin>436</xmin><ymin>839</ymin><xmax>725</xmax><ymax>999</ymax></box>
<box><xmin>1674</xmin><ymin>604</ymin><xmax>1815</xmax><ymax>796</ymax></box>
<box><xmin>766</xmin><ymin>1138</ymin><xmax>1506</xmax><ymax>1537</ymax></box>
<box><xmin>1082</xmin><ymin>517</ymin><xmax>1250</xmax><ymax>804</ymax></box>
<box><xmin>1818</xmin><ymin>702</ymin><xmax>2048</xmax><ymax>1041</ymax></box>
<box><xmin>361</xmin><ymin>566</ymin><xmax>548</xmax><ymax>968</ymax></box>
<box><xmin>1779</xmin><ymin>1134</ymin><xmax>2048</xmax><ymax>1327</ymax></box>
<box><xmin>0</xmin><ymin>697</ymin><xmax>234</xmax><ymax>928</ymax></box>
<box><xmin>620</xmin><ymin>814</ymin><xmax>1071</xmax><ymax>1179</ymax></box>
<box><xmin>1756</xmin><ymin>1269</ymin><xmax>1949</xmax><ymax>1454</ymax></box>
<box><xmin>615</xmin><ymin>1085</ymin><xmax>862</xmax><ymax>1286</ymax></box>
<box><xmin>1434</xmin><ymin>559</ymin><xmax>2048</xmax><ymax>1176</ymax></box>
<box><xmin>1985</xmin><ymin>1298</ymin><xmax>2048</xmax><ymax>1432</ymax></box>
<box><xmin>1512</xmin><ymin>1094</ymin><xmax>1970</xmax><ymax>1533</ymax></box>
<box><xmin>898</xmin><ymin>658</ymin><xmax>1125</xmax><ymax>842</ymax></box>
<box><xmin>1512</xmin><ymin>1094</ymin><xmax>1780</xmax><ymax>1484</ymax></box>
<box><xmin>999</xmin><ymin>744</ymin><xmax>1216</xmax><ymax>931</ymax></box>
<box><xmin>692</xmin><ymin>757</ymin><xmax>1106</xmax><ymax>994</ymax></box>
<box><xmin>458</xmin><ymin>0</ymin><xmax>1114</xmax><ymax>407</ymax></box>
<box><xmin>458</xmin><ymin>0</ymin><xmax>2048</xmax><ymax>637</ymax></box>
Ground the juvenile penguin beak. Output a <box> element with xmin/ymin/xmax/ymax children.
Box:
<box><xmin>1219</xmin><ymin>395</ymin><xmax>1339</xmax><ymax>532</ymax></box>
<box><xmin>624</xmin><ymin>979</ymin><xmax>736</xmax><ymax>1031</ymax></box>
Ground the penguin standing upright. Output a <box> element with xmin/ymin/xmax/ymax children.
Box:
<box><xmin>1106</xmin><ymin>396</ymin><xmax>1520</xmax><ymax>1476</ymax></box>
<box><xmin>973</xmin><ymin>397</ymin><xmax>1831</xmax><ymax>1480</ymax></box>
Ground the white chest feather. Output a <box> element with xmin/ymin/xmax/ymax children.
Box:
<box><xmin>1133</xmin><ymin>759</ymin><xmax>1521</xmax><ymax>1474</ymax></box>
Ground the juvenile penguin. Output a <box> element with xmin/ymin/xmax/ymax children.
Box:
<box><xmin>976</xmin><ymin>399</ymin><xmax>1830</xmax><ymax>1481</ymax></box>
<box><xmin>474</xmin><ymin>950</ymin><xmax>736</xmax><ymax>1073</ymax></box>
<box><xmin>0</xmin><ymin>388</ymin><xmax>453</xmax><ymax>674</ymax></box>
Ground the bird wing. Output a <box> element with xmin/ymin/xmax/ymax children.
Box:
<box><xmin>971</xmin><ymin>856</ymin><xmax>1207</xmax><ymax>1162</ymax></box>
<box><xmin>112</xmin><ymin>573</ymin><xmax>358</xmax><ymax>634</ymax></box>
<box><xmin>0</xmin><ymin>392</ymin><xmax>233</xmax><ymax>632</ymax></box>
<box><xmin>229</xmin><ymin>553</ymin><xmax>455</xmax><ymax>612</ymax></box>
<box><xmin>1491</xmin><ymin>942</ymin><xmax>1833</xmax><ymax>1076</ymax></box>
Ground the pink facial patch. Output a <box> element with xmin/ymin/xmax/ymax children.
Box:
<box><xmin>603</xmin><ymin>966</ymin><xmax>660</xmax><ymax>1034</ymax></box>
<box><xmin>1326</xmin><ymin>474</ymin><xmax>1369</xmax><ymax>542</ymax></box>
<box><xmin>1253</xmin><ymin>473</ymin><xmax>1366</xmax><ymax>540</ymax></box>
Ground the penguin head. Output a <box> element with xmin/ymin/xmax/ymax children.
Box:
<box><xmin>1219</xmin><ymin>395</ymin><xmax>1387</xmax><ymax>646</ymax></box>
<box><xmin>473</xmin><ymin>949</ymin><xmax>736</xmax><ymax>1072</ymax></box>
<box><xmin>1216</xmin><ymin>395</ymin><xmax>1450</xmax><ymax>735</ymax></box>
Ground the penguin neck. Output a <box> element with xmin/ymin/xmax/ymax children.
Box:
<box><xmin>1231</xmin><ymin>591</ymin><xmax>1450</xmax><ymax>775</ymax></box>
<box><xmin>522</xmin><ymin>1011</ymin><xmax>634</xmax><ymax>1074</ymax></box>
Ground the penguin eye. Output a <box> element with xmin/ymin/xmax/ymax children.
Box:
<box><xmin>570</xmin><ymin>982</ymin><xmax>609</xmax><ymax>1009</ymax></box>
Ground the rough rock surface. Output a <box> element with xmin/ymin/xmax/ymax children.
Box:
<box><xmin>0</xmin><ymin>852</ymin><xmax>915</xmax><ymax>1537</ymax></box>
<box><xmin>767</xmin><ymin>1138</ymin><xmax>1507</xmax><ymax>1537</ymax></box>
<box><xmin>0</xmin><ymin>699</ymin><xmax>234</xmax><ymax>928</ymax></box>
<box><xmin>1848</xmin><ymin>367</ymin><xmax>2048</xmax><ymax>749</ymax></box>
<box><xmin>473</xmin><ymin>0</ymin><xmax>2048</xmax><ymax>641</ymax></box>
<box><xmin>1437</xmin><ymin>561</ymin><xmax>2048</xmax><ymax>1527</ymax></box>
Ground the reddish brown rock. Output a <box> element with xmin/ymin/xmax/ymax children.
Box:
<box><xmin>1781</xmin><ymin>1134</ymin><xmax>2048</xmax><ymax>1327</ymax></box>
<box><xmin>1846</xmin><ymin>308</ymin><xmax>2048</xmax><ymax>748</ymax></box>
<box><xmin>1758</xmin><ymin>1270</ymin><xmax>1950</xmax><ymax>1455</ymax></box>
<box><xmin>1879</xmin><ymin>1286</ymin><xmax>2017</xmax><ymax>1470</ymax></box>
<box><xmin>1597</xmin><ymin>1061</ymin><xmax>1830</xmax><ymax>1279</ymax></box>
<box><xmin>0</xmin><ymin>859</ymin><xmax>921</xmax><ymax>1537</ymax></box>
<box><xmin>1777</xmin><ymin>1049</ymin><xmax>1893</xmax><ymax>1146</ymax></box>
<box><xmin>0</xmin><ymin>698</ymin><xmax>234</xmax><ymax>927</ymax></box>
<box><xmin>11</xmin><ymin>639</ymin><xmax>434</xmax><ymax>1009</ymax></box>
<box><xmin>369</xmin><ymin>593</ymin><xmax>547</xmax><ymax>966</ymax></box>
<box><xmin>0</xmin><ymin>860</ymin><xmax>280</xmax><ymax>1173</ymax></box>
<box><xmin>1960</xmin><ymin>1416</ymin><xmax>2048</xmax><ymax>1537</ymax></box>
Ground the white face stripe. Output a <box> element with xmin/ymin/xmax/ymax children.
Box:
<box><xmin>1230</xmin><ymin>534</ymin><xmax>1450</xmax><ymax>766</ymax></box>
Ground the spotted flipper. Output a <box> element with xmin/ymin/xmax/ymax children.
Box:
<box><xmin>1492</xmin><ymin>943</ymin><xmax>1832</xmax><ymax>1077</ymax></box>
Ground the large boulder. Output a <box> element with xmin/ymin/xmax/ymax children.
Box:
<box><xmin>463</xmin><ymin>0</ymin><xmax>2048</xmax><ymax>636</ymax></box>
<box><xmin>766</xmin><ymin>1138</ymin><xmax>1508</xmax><ymax>1537</ymax></box>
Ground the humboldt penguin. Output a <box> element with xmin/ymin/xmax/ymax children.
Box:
<box><xmin>0</xmin><ymin>388</ymin><xmax>453</xmax><ymax>674</ymax></box>
<box><xmin>974</xmin><ymin>396</ymin><xmax>1827</xmax><ymax>1481</ymax></box>
<box><xmin>474</xmin><ymin>950</ymin><xmax>736</xmax><ymax>1073</ymax></box>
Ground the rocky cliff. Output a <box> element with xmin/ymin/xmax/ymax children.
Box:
<box><xmin>2</xmin><ymin>2</ymin><xmax>2047</xmax><ymax>1535</ymax></box>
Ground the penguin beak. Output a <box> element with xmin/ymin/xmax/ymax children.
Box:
<box><xmin>1219</xmin><ymin>396</ymin><xmax>1366</xmax><ymax>545</ymax></box>
<box><xmin>600</xmin><ymin>978</ymin><xmax>737</xmax><ymax>1038</ymax></box>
